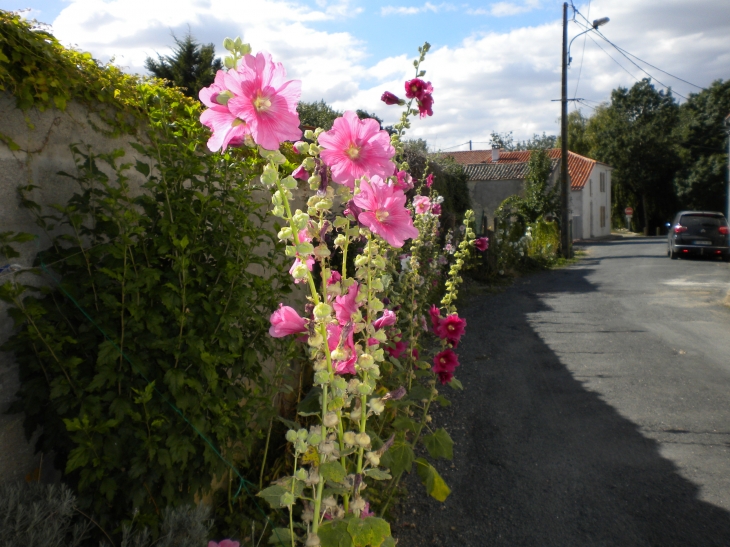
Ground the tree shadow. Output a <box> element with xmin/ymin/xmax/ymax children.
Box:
<box><xmin>393</xmin><ymin>265</ymin><xmax>730</xmax><ymax>546</ymax></box>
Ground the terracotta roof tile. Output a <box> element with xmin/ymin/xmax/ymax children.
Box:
<box><xmin>444</xmin><ymin>149</ymin><xmax>605</xmax><ymax>191</ymax></box>
<box><xmin>464</xmin><ymin>159</ymin><xmax>560</xmax><ymax>181</ymax></box>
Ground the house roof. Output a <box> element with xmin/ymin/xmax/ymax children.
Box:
<box><xmin>443</xmin><ymin>149</ymin><xmax>609</xmax><ymax>191</ymax></box>
<box><xmin>463</xmin><ymin>159</ymin><xmax>560</xmax><ymax>181</ymax></box>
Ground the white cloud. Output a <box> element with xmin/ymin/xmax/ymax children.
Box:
<box><xmin>489</xmin><ymin>0</ymin><xmax>541</xmax><ymax>17</ymax></box>
<box><xmin>44</xmin><ymin>0</ymin><xmax>730</xmax><ymax>151</ymax></box>
<box><xmin>380</xmin><ymin>2</ymin><xmax>456</xmax><ymax>16</ymax></box>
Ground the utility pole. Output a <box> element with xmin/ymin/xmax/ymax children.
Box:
<box><xmin>725</xmin><ymin>113</ymin><xmax>730</xmax><ymax>220</ymax></box>
<box><xmin>560</xmin><ymin>2</ymin><xmax>571</xmax><ymax>258</ymax></box>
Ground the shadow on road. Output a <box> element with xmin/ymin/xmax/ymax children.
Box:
<box><xmin>393</xmin><ymin>264</ymin><xmax>730</xmax><ymax>547</ymax></box>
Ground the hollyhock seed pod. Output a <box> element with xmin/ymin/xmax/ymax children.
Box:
<box><xmin>368</xmin><ymin>398</ymin><xmax>385</xmax><ymax>415</ymax></box>
<box><xmin>308</xmin><ymin>332</ymin><xmax>323</xmax><ymax>347</ymax></box>
<box><xmin>323</xmin><ymin>412</ymin><xmax>339</xmax><ymax>428</ymax></box>
<box><xmin>319</xmin><ymin>441</ymin><xmax>335</xmax><ymax>455</ymax></box>
<box><xmin>295</xmin><ymin>468</ymin><xmax>308</xmax><ymax>481</ymax></box>
<box><xmin>305</xmin><ymin>533</ymin><xmax>321</xmax><ymax>547</ymax></box>
<box><xmin>331</xmin><ymin>347</ymin><xmax>347</xmax><ymax>361</ymax></box>
<box><xmin>358</xmin><ymin>354</ymin><xmax>374</xmax><ymax>368</ymax></box>
<box><xmin>313</xmin><ymin>303</ymin><xmax>332</xmax><ymax>319</ymax></box>
<box><xmin>281</xmin><ymin>492</ymin><xmax>295</xmax><ymax>506</ymax></box>
<box><xmin>343</xmin><ymin>431</ymin><xmax>356</xmax><ymax>446</ymax></box>
<box><xmin>286</xmin><ymin>429</ymin><xmax>298</xmax><ymax>443</ymax></box>
<box><xmin>355</xmin><ymin>432</ymin><xmax>371</xmax><ymax>447</ymax></box>
<box><xmin>351</xmin><ymin>497</ymin><xmax>366</xmax><ymax>514</ymax></box>
<box><xmin>350</xmin><ymin>407</ymin><xmax>363</xmax><ymax>421</ymax></box>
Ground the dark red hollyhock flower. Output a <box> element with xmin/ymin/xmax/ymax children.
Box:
<box><xmin>404</xmin><ymin>78</ymin><xmax>433</xmax><ymax>100</ymax></box>
<box><xmin>381</xmin><ymin>91</ymin><xmax>401</xmax><ymax>105</ymax></box>
<box><xmin>436</xmin><ymin>313</ymin><xmax>467</xmax><ymax>346</ymax></box>
<box><xmin>418</xmin><ymin>93</ymin><xmax>434</xmax><ymax>118</ymax></box>
<box><xmin>474</xmin><ymin>237</ymin><xmax>489</xmax><ymax>252</ymax></box>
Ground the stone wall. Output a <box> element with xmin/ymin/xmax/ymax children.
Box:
<box><xmin>0</xmin><ymin>92</ymin><xmax>150</xmax><ymax>484</ymax></box>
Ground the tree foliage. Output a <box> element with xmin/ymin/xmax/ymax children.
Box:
<box><xmin>673</xmin><ymin>79</ymin><xmax>730</xmax><ymax>212</ymax></box>
<box><xmin>144</xmin><ymin>32</ymin><xmax>222</xmax><ymax>98</ymax></box>
<box><xmin>297</xmin><ymin>99</ymin><xmax>342</xmax><ymax>129</ymax></box>
<box><xmin>586</xmin><ymin>79</ymin><xmax>680</xmax><ymax>228</ymax></box>
<box><xmin>556</xmin><ymin>110</ymin><xmax>592</xmax><ymax>156</ymax></box>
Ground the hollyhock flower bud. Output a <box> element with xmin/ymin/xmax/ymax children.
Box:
<box><xmin>305</xmin><ymin>533</ymin><xmax>321</xmax><ymax>547</ymax></box>
<box><xmin>314</xmin><ymin>303</ymin><xmax>332</xmax><ymax>319</ymax></box>
<box><xmin>292</xmin><ymin>164</ymin><xmax>310</xmax><ymax>181</ymax></box>
<box><xmin>372</xmin><ymin>309</ymin><xmax>396</xmax><ymax>330</ymax></box>
<box><xmin>355</xmin><ymin>432</ymin><xmax>371</xmax><ymax>447</ymax></box>
<box><xmin>367</xmin><ymin>398</ymin><xmax>385</xmax><ymax>415</ymax></box>
<box><xmin>294</xmin><ymin>141</ymin><xmax>310</xmax><ymax>154</ymax></box>
<box><xmin>343</xmin><ymin>431</ymin><xmax>356</xmax><ymax>446</ymax></box>
<box><xmin>327</xmin><ymin>271</ymin><xmax>342</xmax><ymax>286</ymax></box>
<box><xmin>358</xmin><ymin>353</ymin><xmax>375</xmax><ymax>368</ymax></box>
<box><xmin>381</xmin><ymin>91</ymin><xmax>401</xmax><ymax>105</ymax></box>
<box><xmin>323</xmin><ymin>412</ymin><xmax>339</xmax><ymax>428</ymax></box>
<box><xmin>285</xmin><ymin>429</ymin><xmax>298</xmax><ymax>443</ymax></box>
<box><xmin>365</xmin><ymin>451</ymin><xmax>380</xmax><ymax>466</ymax></box>
<box><xmin>295</xmin><ymin>468</ymin><xmax>308</xmax><ymax>481</ymax></box>
<box><xmin>269</xmin><ymin>304</ymin><xmax>307</xmax><ymax>337</ymax></box>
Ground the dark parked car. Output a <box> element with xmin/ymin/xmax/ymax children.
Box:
<box><xmin>666</xmin><ymin>211</ymin><xmax>730</xmax><ymax>261</ymax></box>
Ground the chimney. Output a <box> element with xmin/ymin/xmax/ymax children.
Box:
<box><xmin>491</xmin><ymin>145</ymin><xmax>500</xmax><ymax>162</ymax></box>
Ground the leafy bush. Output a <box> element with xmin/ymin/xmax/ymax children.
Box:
<box><xmin>1</xmin><ymin>88</ymin><xmax>292</xmax><ymax>537</ymax></box>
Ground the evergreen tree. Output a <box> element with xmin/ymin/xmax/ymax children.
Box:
<box><xmin>145</xmin><ymin>32</ymin><xmax>222</xmax><ymax>98</ymax></box>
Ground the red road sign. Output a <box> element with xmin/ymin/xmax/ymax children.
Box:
<box><xmin>624</xmin><ymin>207</ymin><xmax>634</xmax><ymax>216</ymax></box>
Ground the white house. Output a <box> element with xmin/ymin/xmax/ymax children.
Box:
<box><xmin>445</xmin><ymin>148</ymin><xmax>613</xmax><ymax>239</ymax></box>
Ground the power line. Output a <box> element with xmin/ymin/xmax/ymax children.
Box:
<box><xmin>571</xmin><ymin>0</ymin><xmax>591</xmax><ymax>101</ymax></box>
<box><xmin>586</xmin><ymin>34</ymin><xmax>641</xmax><ymax>84</ymax></box>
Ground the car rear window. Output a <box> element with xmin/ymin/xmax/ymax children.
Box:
<box><xmin>679</xmin><ymin>214</ymin><xmax>727</xmax><ymax>227</ymax></box>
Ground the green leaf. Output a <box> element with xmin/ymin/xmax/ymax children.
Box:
<box><xmin>392</xmin><ymin>416</ymin><xmax>416</xmax><ymax>432</ymax></box>
<box><xmin>276</xmin><ymin>416</ymin><xmax>301</xmax><ymax>430</ymax></box>
<box><xmin>435</xmin><ymin>395</ymin><xmax>451</xmax><ymax>407</ymax></box>
<box><xmin>347</xmin><ymin>517</ymin><xmax>391</xmax><ymax>547</ymax></box>
<box><xmin>297</xmin><ymin>386</ymin><xmax>322</xmax><ymax>416</ymax></box>
<box><xmin>422</xmin><ymin>428</ymin><xmax>454</xmax><ymax>460</ymax></box>
<box><xmin>269</xmin><ymin>528</ymin><xmax>296</xmax><ymax>545</ymax></box>
<box><xmin>320</xmin><ymin>461</ymin><xmax>347</xmax><ymax>484</ymax></box>
<box><xmin>407</xmin><ymin>384</ymin><xmax>430</xmax><ymax>402</ymax></box>
<box><xmin>134</xmin><ymin>159</ymin><xmax>150</xmax><ymax>177</ymax></box>
<box><xmin>415</xmin><ymin>458</ymin><xmax>451</xmax><ymax>502</ymax></box>
<box><xmin>364</xmin><ymin>468</ymin><xmax>392</xmax><ymax>480</ymax></box>
<box><xmin>319</xmin><ymin>519</ymin><xmax>354</xmax><ymax>547</ymax></box>
<box><xmin>379</xmin><ymin>433</ymin><xmax>413</xmax><ymax>476</ymax></box>
<box><xmin>257</xmin><ymin>485</ymin><xmax>289</xmax><ymax>508</ymax></box>
<box><xmin>449</xmin><ymin>378</ymin><xmax>463</xmax><ymax>390</ymax></box>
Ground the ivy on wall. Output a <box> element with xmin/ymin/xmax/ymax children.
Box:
<box><xmin>0</xmin><ymin>10</ymin><xmax>297</xmax><ymax>541</ymax></box>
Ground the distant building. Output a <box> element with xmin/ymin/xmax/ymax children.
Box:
<box><xmin>444</xmin><ymin>148</ymin><xmax>613</xmax><ymax>239</ymax></box>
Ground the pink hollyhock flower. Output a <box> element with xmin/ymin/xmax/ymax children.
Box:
<box><xmin>209</xmin><ymin>541</ymin><xmax>240</xmax><ymax>547</ymax></box>
<box><xmin>431</xmin><ymin>202</ymin><xmax>442</xmax><ymax>215</ymax></box>
<box><xmin>404</xmin><ymin>78</ymin><xmax>433</xmax><ymax>100</ymax></box>
<box><xmin>292</xmin><ymin>165</ymin><xmax>310</xmax><ymax>181</ymax></box>
<box><xmin>318</xmin><ymin>111</ymin><xmax>395</xmax><ymax>188</ymax></box>
<box><xmin>368</xmin><ymin>337</ymin><xmax>379</xmax><ymax>346</ymax></box>
<box><xmin>298</xmin><ymin>229</ymin><xmax>313</xmax><ymax>243</ymax></box>
<box><xmin>373</xmin><ymin>309</ymin><xmax>396</xmax><ymax>330</ymax></box>
<box><xmin>327</xmin><ymin>271</ymin><xmax>342</xmax><ymax>286</ymax></box>
<box><xmin>381</xmin><ymin>91</ymin><xmax>401</xmax><ymax>105</ymax></box>
<box><xmin>394</xmin><ymin>171</ymin><xmax>414</xmax><ymax>192</ymax></box>
<box><xmin>334</xmin><ymin>354</ymin><xmax>357</xmax><ymax>375</ymax></box>
<box><xmin>433</xmin><ymin>349</ymin><xmax>459</xmax><ymax>374</ymax></box>
<box><xmin>418</xmin><ymin>93</ymin><xmax>434</xmax><ymax>118</ymax></box>
<box><xmin>225</xmin><ymin>52</ymin><xmax>302</xmax><ymax>151</ymax></box>
<box><xmin>199</xmin><ymin>71</ymin><xmax>250</xmax><ymax>152</ymax></box>
<box><xmin>429</xmin><ymin>305</ymin><xmax>441</xmax><ymax>331</ymax></box>
<box><xmin>289</xmin><ymin>256</ymin><xmax>314</xmax><ymax>284</ymax></box>
<box><xmin>333</xmin><ymin>282</ymin><xmax>360</xmax><ymax>324</ymax></box>
<box><xmin>386</xmin><ymin>340</ymin><xmax>407</xmax><ymax>359</ymax></box>
<box><xmin>354</xmin><ymin>176</ymin><xmax>419</xmax><ymax>248</ymax></box>
<box><xmin>474</xmin><ymin>237</ymin><xmax>489</xmax><ymax>252</ymax></box>
<box><xmin>269</xmin><ymin>304</ymin><xmax>307</xmax><ymax>337</ymax></box>
<box><xmin>412</xmin><ymin>347</ymin><xmax>419</xmax><ymax>360</ymax></box>
<box><xmin>437</xmin><ymin>314</ymin><xmax>467</xmax><ymax>346</ymax></box>
<box><xmin>413</xmin><ymin>195</ymin><xmax>431</xmax><ymax>215</ymax></box>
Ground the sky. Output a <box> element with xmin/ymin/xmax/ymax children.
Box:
<box><xmin>4</xmin><ymin>0</ymin><xmax>729</xmax><ymax>152</ymax></box>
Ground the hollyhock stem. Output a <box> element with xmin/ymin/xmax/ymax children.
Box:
<box><xmin>342</xmin><ymin>219</ymin><xmax>350</xmax><ymax>282</ymax></box>
<box><xmin>356</xmin><ymin>237</ymin><xmax>375</xmax><ymax>476</ymax></box>
<box><xmin>380</xmin><ymin>388</ymin><xmax>437</xmax><ymax>517</ymax></box>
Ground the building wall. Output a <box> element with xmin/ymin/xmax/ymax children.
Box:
<box><xmin>467</xmin><ymin>179</ymin><xmax>525</xmax><ymax>231</ymax></box>
<box><xmin>581</xmin><ymin>165</ymin><xmax>612</xmax><ymax>238</ymax></box>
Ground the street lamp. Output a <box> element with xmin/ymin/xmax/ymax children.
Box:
<box><xmin>560</xmin><ymin>3</ymin><xmax>609</xmax><ymax>258</ymax></box>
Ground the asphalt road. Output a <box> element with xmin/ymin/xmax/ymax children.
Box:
<box><xmin>393</xmin><ymin>237</ymin><xmax>730</xmax><ymax>546</ymax></box>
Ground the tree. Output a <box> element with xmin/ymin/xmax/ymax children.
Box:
<box><xmin>673</xmin><ymin>79</ymin><xmax>730</xmax><ymax>212</ymax></box>
<box><xmin>515</xmin><ymin>132</ymin><xmax>557</xmax><ymax>151</ymax></box>
<box><xmin>586</xmin><ymin>79</ymin><xmax>680</xmax><ymax>229</ymax></box>
<box><xmin>144</xmin><ymin>32</ymin><xmax>222</xmax><ymax>98</ymax></box>
<box><xmin>497</xmin><ymin>149</ymin><xmax>560</xmax><ymax>226</ymax></box>
<box><xmin>297</xmin><ymin>99</ymin><xmax>342</xmax><ymax>130</ymax></box>
<box><xmin>356</xmin><ymin>109</ymin><xmax>383</xmax><ymax>129</ymax></box>
<box><xmin>556</xmin><ymin>110</ymin><xmax>592</xmax><ymax>156</ymax></box>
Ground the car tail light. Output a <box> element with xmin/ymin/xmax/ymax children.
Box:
<box><xmin>674</xmin><ymin>225</ymin><xmax>687</xmax><ymax>233</ymax></box>
<box><xmin>719</xmin><ymin>226</ymin><xmax>729</xmax><ymax>235</ymax></box>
